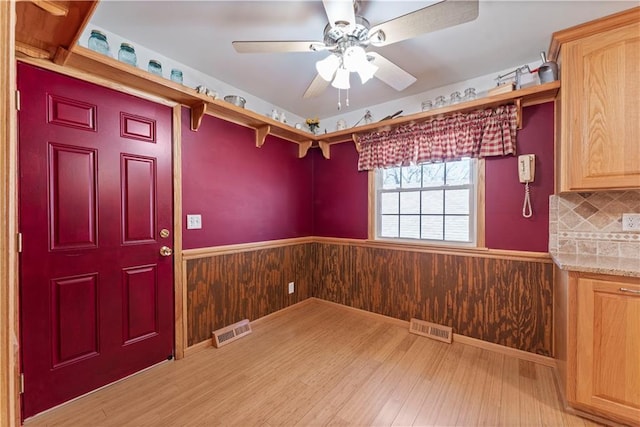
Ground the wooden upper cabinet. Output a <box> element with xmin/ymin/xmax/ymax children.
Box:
<box><xmin>568</xmin><ymin>273</ymin><xmax>640</xmax><ymax>426</ymax></box>
<box><xmin>558</xmin><ymin>11</ymin><xmax>640</xmax><ymax>191</ymax></box>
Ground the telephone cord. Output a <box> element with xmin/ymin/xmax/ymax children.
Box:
<box><xmin>522</xmin><ymin>182</ymin><xmax>532</xmax><ymax>218</ymax></box>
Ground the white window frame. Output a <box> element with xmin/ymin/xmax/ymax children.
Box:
<box><xmin>374</xmin><ymin>158</ymin><xmax>478</xmax><ymax>247</ymax></box>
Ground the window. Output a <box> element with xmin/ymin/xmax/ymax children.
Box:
<box><xmin>375</xmin><ymin>158</ymin><xmax>476</xmax><ymax>245</ymax></box>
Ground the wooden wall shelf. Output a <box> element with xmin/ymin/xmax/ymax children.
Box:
<box><xmin>59</xmin><ymin>45</ymin><xmax>560</xmax><ymax>159</ymax></box>
<box><xmin>320</xmin><ymin>81</ymin><xmax>560</xmax><ymax>145</ymax></box>
<box><xmin>15</xmin><ymin>1</ymin><xmax>97</xmax><ymax>60</ymax></box>
<box><xmin>16</xmin><ymin>1</ymin><xmax>560</xmax><ymax>160</ymax></box>
<box><xmin>61</xmin><ymin>46</ymin><xmax>316</xmax><ymax>155</ymax></box>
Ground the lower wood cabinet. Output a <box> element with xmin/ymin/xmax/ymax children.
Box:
<box><xmin>568</xmin><ymin>272</ymin><xmax>640</xmax><ymax>425</ymax></box>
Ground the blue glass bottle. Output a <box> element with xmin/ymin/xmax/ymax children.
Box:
<box><xmin>88</xmin><ymin>30</ymin><xmax>111</xmax><ymax>56</ymax></box>
<box><xmin>148</xmin><ymin>60</ymin><xmax>162</xmax><ymax>76</ymax></box>
<box><xmin>170</xmin><ymin>69</ymin><xmax>183</xmax><ymax>84</ymax></box>
<box><xmin>118</xmin><ymin>43</ymin><xmax>137</xmax><ymax>66</ymax></box>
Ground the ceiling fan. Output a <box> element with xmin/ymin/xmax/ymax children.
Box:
<box><xmin>232</xmin><ymin>0</ymin><xmax>479</xmax><ymax>100</ymax></box>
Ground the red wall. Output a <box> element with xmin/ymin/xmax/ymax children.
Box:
<box><xmin>181</xmin><ymin>103</ymin><xmax>554</xmax><ymax>252</ymax></box>
<box><xmin>312</xmin><ymin>143</ymin><xmax>369</xmax><ymax>238</ymax></box>
<box><xmin>485</xmin><ymin>102</ymin><xmax>554</xmax><ymax>252</ymax></box>
<box><xmin>309</xmin><ymin>102</ymin><xmax>555</xmax><ymax>252</ymax></box>
<box><xmin>181</xmin><ymin>108</ymin><xmax>313</xmax><ymax>249</ymax></box>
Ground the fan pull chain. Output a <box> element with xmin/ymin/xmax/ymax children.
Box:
<box><xmin>337</xmin><ymin>89</ymin><xmax>341</xmax><ymax>110</ymax></box>
<box><xmin>346</xmin><ymin>89</ymin><xmax>349</xmax><ymax>107</ymax></box>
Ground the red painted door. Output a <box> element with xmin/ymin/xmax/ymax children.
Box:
<box><xmin>18</xmin><ymin>63</ymin><xmax>174</xmax><ymax>418</ymax></box>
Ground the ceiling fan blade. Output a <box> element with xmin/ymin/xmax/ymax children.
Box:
<box><xmin>368</xmin><ymin>52</ymin><xmax>417</xmax><ymax>91</ymax></box>
<box><xmin>322</xmin><ymin>0</ymin><xmax>356</xmax><ymax>27</ymax></box>
<box><xmin>233</xmin><ymin>41</ymin><xmax>323</xmax><ymax>53</ymax></box>
<box><xmin>369</xmin><ymin>0</ymin><xmax>479</xmax><ymax>47</ymax></box>
<box><xmin>303</xmin><ymin>74</ymin><xmax>331</xmax><ymax>99</ymax></box>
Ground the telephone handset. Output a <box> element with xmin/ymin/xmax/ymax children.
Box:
<box><xmin>518</xmin><ymin>154</ymin><xmax>535</xmax><ymax>217</ymax></box>
<box><xmin>518</xmin><ymin>154</ymin><xmax>535</xmax><ymax>183</ymax></box>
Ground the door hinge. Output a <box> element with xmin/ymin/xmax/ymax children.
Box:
<box><xmin>17</xmin><ymin>233</ymin><xmax>22</xmax><ymax>253</ymax></box>
<box><xmin>20</xmin><ymin>374</ymin><xmax>24</xmax><ymax>394</ymax></box>
<box><xmin>15</xmin><ymin>90</ymin><xmax>20</xmax><ymax>111</ymax></box>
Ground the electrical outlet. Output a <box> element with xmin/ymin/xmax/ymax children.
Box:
<box><xmin>622</xmin><ymin>213</ymin><xmax>640</xmax><ymax>231</ymax></box>
<box><xmin>288</xmin><ymin>282</ymin><xmax>295</xmax><ymax>294</ymax></box>
<box><xmin>186</xmin><ymin>214</ymin><xmax>202</xmax><ymax>230</ymax></box>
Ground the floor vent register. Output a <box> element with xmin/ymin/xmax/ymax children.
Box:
<box><xmin>212</xmin><ymin>319</ymin><xmax>252</xmax><ymax>348</ymax></box>
<box><xmin>409</xmin><ymin>318</ymin><xmax>453</xmax><ymax>344</ymax></box>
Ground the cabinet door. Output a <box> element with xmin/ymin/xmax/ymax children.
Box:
<box><xmin>561</xmin><ymin>22</ymin><xmax>640</xmax><ymax>191</ymax></box>
<box><xmin>573</xmin><ymin>275</ymin><xmax>640</xmax><ymax>425</ymax></box>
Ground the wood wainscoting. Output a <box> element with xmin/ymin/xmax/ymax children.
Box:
<box><xmin>183</xmin><ymin>237</ymin><xmax>553</xmax><ymax>356</ymax></box>
<box><xmin>312</xmin><ymin>239</ymin><xmax>554</xmax><ymax>356</ymax></box>
<box><xmin>183</xmin><ymin>238</ymin><xmax>315</xmax><ymax>347</ymax></box>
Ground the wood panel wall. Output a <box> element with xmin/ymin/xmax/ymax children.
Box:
<box><xmin>313</xmin><ymin>243</ymin><xmax>553</xmax><ymax>356</ymax></box>
<box><xmin>185</xmin><ymin>241</ymin><xmax>553</xmax><ymax>356</ymax></box>
<box><xmin>186</xmin><ymin>244</ymin><xmax>314</xmax><ymax>346</ymax></box>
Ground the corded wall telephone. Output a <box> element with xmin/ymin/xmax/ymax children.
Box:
<box><xmin>518</xmin><ymin>154</ymin><xmax>535</xmax><ymax>218</ymax></box>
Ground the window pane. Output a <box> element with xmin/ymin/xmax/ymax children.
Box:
<box><xmin>380</xmin><ymin>215</ymin><xmax>399</xmax><ymax>237</ymax></box>
<box><xmin>421</xmin><ymin>215</ymin><xmax>444</xmax><ymax>240</ymax></box>
<box><xmin>421</xmin><ymin>190</ymin><xmax>443</xmax><ymax>214</ymax></box>
<box><xmin>445</xmin><ymin>216</ymin><xmax>469</xmax><ymax>241</ymax></box>
<box><xmin>422</xmin><ymin>162</ymin><xmax>445</xmax><ymax>187</ymax></box>
<box><xmin>400</xmin><ymin>215</ymin><xmax>420</xmax><ymax>239</ymax></box>
<box><xmin>380</xmin><ymin>192</ymin><xmax>399</xmax><ymax>214</ymax></box>
<box><xmin>376</xmin><ymin>158</ymin><xmax>475</xmax><ymax>245</ymax></box>
<box><xmin>382</xmin><ymin>168</ymin><xmax>401</xmax><ymax>190</ymax></box>
<box><xmin>445</xmin><ymin>159</ymin><xmax>471</xmax><ymax>186</ymax></box>
<box><xmin>445</xmin><ymin>189</ymin><xmax>469</xmax><ymax>215</ymax></box>
<box><xmin>400</xmin><ymin>191</ymin><xmax>420</xmax><ymax>214</ymax></box>
<box><xmin>401</xmin><ymin>165</ymin><xmax>422</xmax><ymax>188</ymax></box>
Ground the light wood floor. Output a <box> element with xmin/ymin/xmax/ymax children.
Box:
<box><xmin>25</xmin><ymin>299</ymin><xmax>599</xmax><ymax>426</ymax></box>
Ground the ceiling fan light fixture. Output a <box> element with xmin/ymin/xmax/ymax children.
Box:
<box><xmin>316</xmin><ymin>54</ymin><xmax>340</xmax><ymax>81</ymax></box>
<box><xmin>357</xmin><ymin>60</ymin><xmax>378</xmax><ymax>84</ymax></box>
<box><xmin>343</xmin><ymin>45</ymin><xmax>378</xmax><ymax>84</ymax></box>
<box><xmin>343</xmin><ymin>45</ymin><xmax>366</xmax><ymax>72</ymax></box>
<box><xmin>331</xmin><ymin>67</ymin><xmax>350</xmax><ymax>89</ymax></box>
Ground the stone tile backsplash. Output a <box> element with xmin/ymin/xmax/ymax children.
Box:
<box><xmin>549</xmin><ymin>190</ymin><xmax>640</xmax><ymax>258</ymax></box>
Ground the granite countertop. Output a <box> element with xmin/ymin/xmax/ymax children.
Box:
<box><xmin>551</xmin><ymin>252</ymin><xmax>640</xmax><ymax>278</ymax></box>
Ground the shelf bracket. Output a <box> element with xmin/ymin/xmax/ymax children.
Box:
<box><xmin>318</xmin><ymin>141</ymin><xmax>330</xmax><ymax>159</ymax></box>
<box><xmin>255</xmin><ymin>125</ymin><xmax>270</xmax><ymax>148</ymax></box>
<box><xmin>53</xmin><ymin>47</ymin><xmax>71</xmax><ymax>66</ymax></box>
<box><xmin>515</xmin><ymin>98</ymin><xmax>523</xmax><ymax>130</ymax></box>
<box><xmin>15</xmin><ymin>41</ymin><xmax>51</xmax><ymax>59</ymax></box>
<box><xmin>298</xmin><ymin>141</ymin><xmax>313</xmax><ymax>158</ymax></box>
<box><xmin>28</xmin><ymin>0</ymin><xmax>69</xmax><ymax>16</ymax></box>
<box><xmin>190</xmin><ymin>102</ymin><xmax>207</xmax><ymax>131</ymax></box>
<box><xmin>351</xmin><ymin>134</ymin><xmax>361</xmax><ymax>153</ymax></box>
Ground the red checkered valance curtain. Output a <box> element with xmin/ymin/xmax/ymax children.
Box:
<box><xmin>357</xmin><ymin>104</ymin><xmax>518</xmax><ymax>171</ymax></box>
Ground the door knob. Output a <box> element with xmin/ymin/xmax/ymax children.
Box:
<box><xmin>160</xmin><ymin>246</ymin><xmax>173</xmax><ymax>257</ymax></box>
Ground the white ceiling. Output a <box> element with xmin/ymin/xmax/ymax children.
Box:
<box><xmin>90</xmin><ymin>0</ymin><xmax>637</xmax><ymax>118</ymax></box>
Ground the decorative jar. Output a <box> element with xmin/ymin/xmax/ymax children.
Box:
<box><xmin>148</xmin><ymin>60</ymin><xmax>162</xmax><ymax>76</ymax></box>
<box><xmin>118</xmin><ymin>43</ymin><xmax>137</xmax><ymax>66</ymax></box>
<box><xmin>421</xmin><ymin>100</ymin><xmax>433</xmax><ymax>112</ymax></box>
<box><xmin>449</xmin><ymin>91</ymin><xmax>462</xmax><ymax>105</ymax></box>
<box><xmin>88</xmin><ymin>30</ymin><xmax>111</xmax><ymax>56</ymax></box>
<box><xmin>463</xmin><ymin>87</ymin><xmax>477</xmax><ymax>101</ymax></box>
<box><xmin>434</xmin><ymin>96</ymin><xmax>447</xmax><ymax>108</ymax></box>
<box><xmin>170</xmin><ymin>69</ymin><xmax>183</xmax><ymax>84</ymax></box>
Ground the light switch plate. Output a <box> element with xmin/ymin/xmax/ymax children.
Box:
<box><xmin>186</xmin><ymin>214</ymin><xmax>202</xmax><ymax>230</ymax></box>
